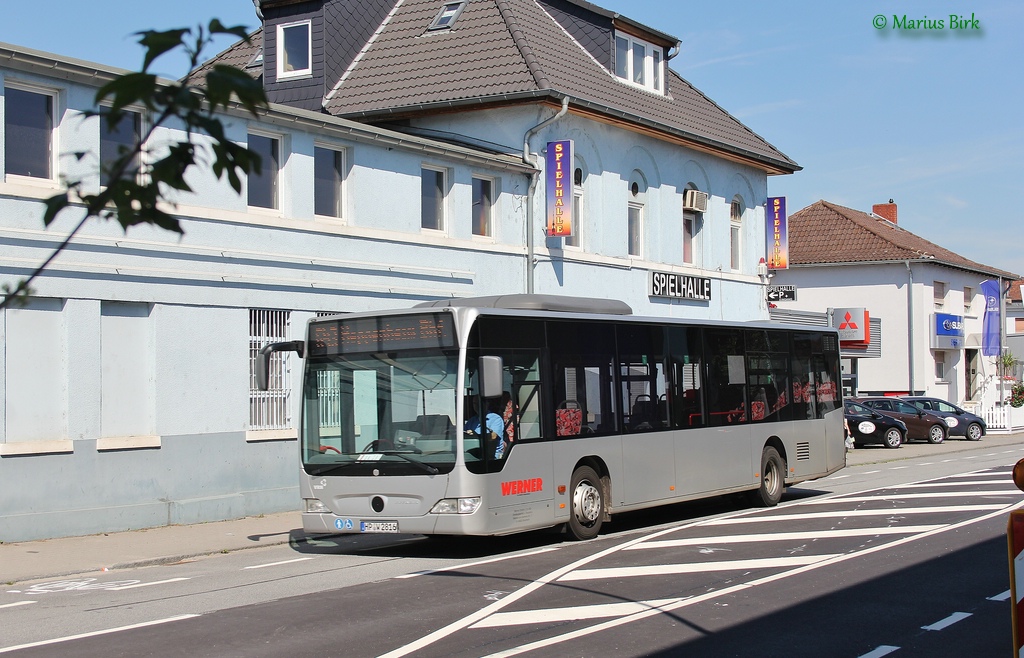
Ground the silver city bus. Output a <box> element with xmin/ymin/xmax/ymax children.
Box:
<box><xmin>257</xmin><ymin>294</ymin><xmax>845</xmax><ymax>541</ymax></box>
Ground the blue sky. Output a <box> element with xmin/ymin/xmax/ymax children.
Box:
<box><xmin>5</xmin><ymin>1</ymin><xmax>1023</xmax><ymax>276</ymax></box>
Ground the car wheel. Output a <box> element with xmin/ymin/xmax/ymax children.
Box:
<box><xmin>883</xmin><ymin>428</ymin><xmax>903</xmax><ymax>449</ymax></box>
<box><xmin>965</xmin><ymin>422</ymin><xmax>983</xmax><ymax>441</ymax></box>
<box><xmin>927</xmin><ymin>424</ymin><xmax>946</xmax><ymax>444</ymax></box>
<box><xmin>748</xmin><ymin>446</ymin><xmax>785</xmax><ymax>507</ymax></box>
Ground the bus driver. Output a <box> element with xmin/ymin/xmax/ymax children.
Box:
<box><xmin>464</xmin><ymin>396</ymin><xmax>506</xmax><ymax>459</ymax></box>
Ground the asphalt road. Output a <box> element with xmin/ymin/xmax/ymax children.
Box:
<box><xmin>3</xmin><ymin>436</ymin><xmax>1023</xmax><ymax>657</ymax></box>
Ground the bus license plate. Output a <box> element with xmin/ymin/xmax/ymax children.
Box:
<box><xmin>360</xmin><ymin>521</ymin><xmax>399</xmax><ymax>533</ymax></box>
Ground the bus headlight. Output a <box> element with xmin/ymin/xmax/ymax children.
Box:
<box><xmin>305</xmin><ymin>498</ymin><xmax>331</xmax><ymax>513</ymax></box>
<box><xmin>430</xmin><ymin>497</ymin><xmax>481</xmax><ymax>514</ymax></box>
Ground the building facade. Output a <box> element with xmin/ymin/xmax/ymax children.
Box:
<box><xmin>0</xmin><ymin>0</ymin><xmax>797</xmax><ymax>541</ymax></box>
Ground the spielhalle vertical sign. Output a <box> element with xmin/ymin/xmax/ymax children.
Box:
<box><xmin>546</xmin><ymin>140</ymin><xmax>573</xmax><ymax>237</ymax></box>
<box><xmin>766</xmin><ymin>196</ymin><xmax>788</xmax><ymax>269</ymax></box>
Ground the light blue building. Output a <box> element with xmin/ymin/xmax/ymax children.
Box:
<box><xmin>0</xmin><ymin>0</ymin><xmax>798</xmax><ymax>541</ymax></box>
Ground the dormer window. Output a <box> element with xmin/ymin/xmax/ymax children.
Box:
<box><xmin>429</xmin><ymin>1</ymin><xmax>467</xmax><ymax>30</ymax></box>
<box><xmin>277</xmin><ymin>20</ymin><xmax>312</xmax><ymax>80</ymax></box>
<box><xmin>614</xmin><ymin>32</ymin><xmax>664</xmax><ymax>93</ymax></box>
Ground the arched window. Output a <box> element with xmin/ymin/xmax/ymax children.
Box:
<box><xmin>730</xmin><ymin>197</ymin><xmax>744</xmax><ymax>271</ymax></box>
<box><xmin>566</xmin><ymin>163</ymin><xmax>586</xmax><ymax>249</ymax></box>
<box><xmin>628</xmin><ymin>170</ymin><xmax>647</xmax><ymax>258</ymax></box>
<box><xmin>683</xmin><ymin>185</ymin><xmax>702</xmax><ymax>266</ymax></box>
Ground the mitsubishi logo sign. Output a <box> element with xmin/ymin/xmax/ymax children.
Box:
<box><xmin>831</xmin><ymin>307</ymin><xmax>869</xmax><ymax>344</ymax></box>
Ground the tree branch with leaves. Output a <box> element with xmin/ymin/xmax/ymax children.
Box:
<box><xmin>1</xmin><ymin>20</ymin><xmax>268</xmax><ymax>309</ymax></box>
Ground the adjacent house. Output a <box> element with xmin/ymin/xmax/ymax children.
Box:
<box><xmin>769</xmin><ymin>200</ymin><xmax>1017</xmax><ymax>424</ymax></box>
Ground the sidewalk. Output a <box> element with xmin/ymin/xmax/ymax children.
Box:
<box><xmin>4</xmin><ymin>432</ymin><xmax>1024</xmax><ymax>585</ymax></box>
<box><xmin>1</xmin><ymin>511</ymin><xmax>309</xmax><ymax>585</ymax></box>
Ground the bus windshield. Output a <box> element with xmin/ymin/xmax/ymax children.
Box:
<box><xmin>301</xmin><ymin>349</ymin><xmax>459</xmax><ymax>475</ymax></box>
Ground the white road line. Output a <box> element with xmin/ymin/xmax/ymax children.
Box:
<box><xmin>471</xmin><ymin>598</ymin><xmax>685</xmax><ymax>628</ymax></box>
<box><xmin>243</xmin><ymin>557</ymin><xmax>314</xmax><ymax>570</ymax></box>
<box><xmin>800</xmin><ymin>491</ymin><xmax>1020</xmax><ymax>504</ymax></box>
<box><xmin>0</xmin><ymin>601</ymin><xmax>36</xmax><ymax>609</ymax></box>
<box><xmin>829</xmin><ymin>474</ymin><xmax>851</xmax><ymax>479</ymax></box>
<box><xmin>947</xmin><ymin>471</ymin><xmax>1008</xmax><ymax>478</ymax></box>
<box><xmin>474</xmin><ymin>502</ymin><xmax>1024</xmax><ymax>658</ymax></box>
<box><xmin>397</xmin><ymin>547</ymin><xmax>559</xmax><ymax>578</ymax></box>
<box><xmin>989</xmin><ymin>590</ymin><xmax>1011</xmax><ymax>601</ymax></box>
<box><xmin>627</xmin><ymin>525</ymin><xmax>944</xmax><ymax>550</ymax></box>
<box><xmin>107</xmin><ymin>578</ymin><xmax>191</xmax><ymax>590</ymax></box>
<box><xmin>863</xmin><ymin>470</ymin><xmax>881</xmax><ymax>474</ymax></box>
<box><xmin>0</xmin><ymin>614</ymin><xmax>199</xmax><ymax>654</ymax></box>
<box><xmin>897</xmin><ymin>480</ymin><xmax>1010</xmax><ymax>488</ymax></box>
<box><xmin>558</xmin><ymin>554</ymin><xmax>841</xmax><ymax>582</ymax></box>
<box><xmin>922</xmin><ymin>611</ymin><xmax>971</xmax><ymax>631</ymax></box>
<box><xmin>889</xmin><ymin>466</ymin><xmax>908</xmax><ymax>470</ymax></box>
<box><xmin>859</xmin><ymin>646</ymin><xmax>900</xmax><ymax>658</ymax></box>
<box><xmin>704</xmin><ymin>504</ymin><xmax>1007</xmax><ymax>525</ymax></box>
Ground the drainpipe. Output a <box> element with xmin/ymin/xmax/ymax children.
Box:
<box><xmin>522</xmin><ymin>97</ymin><xmax>569</xmax><ymax>294</ymax></box>
<box><xmin>905</xmin><ymin>260</ymin><xmax>915</xmax><ymax>394</ymax></box>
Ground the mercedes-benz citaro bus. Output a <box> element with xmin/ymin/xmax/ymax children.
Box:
<box><xmin>256</xmin><ymin>294</ymin><xmax>846</xmax><ymax>541</ymax></box>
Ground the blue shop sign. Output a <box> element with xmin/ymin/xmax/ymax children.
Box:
<box><xmin>932</xmin><ymin>313</ymin><xmax>965</xmax><ymax>349</ymax></box>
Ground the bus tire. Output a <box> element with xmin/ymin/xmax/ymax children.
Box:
<box><xmin>749</xmin><ymin>446</ymin><xmax>785</xmax><ymax>507</ymax></box>
<box><xmin>568</xmin><ymin>465</ymin><xmax>604</xmax><ymax>541</ymax></box>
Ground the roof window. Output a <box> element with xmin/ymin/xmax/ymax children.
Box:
<box><xmin>614</xmin><ymin>32</ymin><xmax>665</xmax><ymax>94</ymax></box>
<box><xmin>429</xmin><ymin>1</ymin><xmax>467</xmax><ymax>30</ymax></box>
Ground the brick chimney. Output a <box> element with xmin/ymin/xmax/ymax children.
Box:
<box><xmin>873</xmin><ymin>200</ymin><xmax>897</xmax><ymax>224</ymax></box>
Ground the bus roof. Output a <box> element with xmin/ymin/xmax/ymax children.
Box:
<box><xmin>415</xmin><ymin>294</ymin><xmax>633</xmax><ymax>316</ymax></box>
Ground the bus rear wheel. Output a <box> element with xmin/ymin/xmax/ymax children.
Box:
<box><xmin>749</xmin><ymin>446</ymin><xmax>785</xmax><ymax>507</ymax></box>
<box><xmin>568</xmin><ymin>465</ymin><xmax>604</xmax><ymax>541</ymax></box>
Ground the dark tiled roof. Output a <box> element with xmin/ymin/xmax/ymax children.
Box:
<box><xmin>199</xmin><ymin>0</ymin><xmax>798</xmax><ymax>174</ymax></box>
<box><xmin>189</xmin><ymin>27</ymin><xmax>264</xmax><ymax>86</ymax></box>
<box><xmin>788</xmin><ymin>200</ymin><xmax>1018</xmax><ymax>279</ymax></box>
<box><xmin>322</xmin><ymin>0</ymin><xmax>798</xmax><ymax>173</ymax></box>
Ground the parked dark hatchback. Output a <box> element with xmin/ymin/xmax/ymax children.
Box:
<box><xmin>844</xmin><ymin>400</ymin><xmax>907</xmax><ymax>448</ymax></box>
<box><xmin>853</xmin><ymin>396</ymin><xmax>949</xmax><ymax>444</ymax></box>
<box><xmin>902</xmin><ymin>396</ymin><xmax>986</xmax><ymax>441</ymax></box>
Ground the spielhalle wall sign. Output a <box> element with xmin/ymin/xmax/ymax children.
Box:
<box><xmin>650</xmin><ymin>271</ymin><xmax>712</xmax><ymax>301</ymax></box>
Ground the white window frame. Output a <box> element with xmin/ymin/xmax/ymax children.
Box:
<box><xmin>249</xmin><ymin>309</ymin><xmax>293</xmax><ymax>431</ymax></box>
<box><xmin>565</xmin><ymin>167</ymin><xmax>583</xmax><ymax>250</ymax></box>
<box><xmin>613</xmin><ymin>32</ymin><xmax>664</xmax><ymax>93</ymax></box>
<box><xmin>934</xmin><ymin>281</ymin><xmax>947</xmax><ymax>310</ymax></box>
<box><xmin>421</xmin><ymin>165</ymin><xmax>448</xmax><ymax>233</ymax></box>
<box><xmin>313</xmin><ymin>142</ymin><xmax>346</xmax><ymax>220</ymax></box>
<box><xmin>471</xmin><ymin>174</ymin><xmax>495</xmax><ymax>238</ymax></box>
<box><xmin>276</xmin><ymin>20</ymin><xmax>313</xmax><ymax>80</ymax></box>
<box><xmin>934</xmin><ymin>351</ymin><xmax>947</xmax><ymax>382</ymax></box>
<box><xmin>247</xmin><ymin>130</ymin><xmax>282</xmax><ymax>211</ymax></box>
<box><xmin>3</xmin><ymin>81</ymin><xmax>58</xmax><ymax>184</ymax></box>
<box><xmin>628</xmin><ymin>201</ymin><xmax>644</xmax><ymax>258</ymax></box>
<box><xmin>730</xmin><ymin>199</ymin><xmax>743</xmax><ymax>272</ymax></box>
<box><xmin>683</xmin><ymin>210</ymin><xmax>697</xmax><ymax>265</ymax></box>
<box><xmin>99</xmin><ymin>106</ymin><xmax>145</xmax><ymax>188</ymax></box>
<box><xmin>963</xmin><ymin>286</ymin><xmax>974</xmax><ymax>316</ymax></box>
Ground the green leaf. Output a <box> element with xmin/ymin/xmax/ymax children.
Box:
<box><xmin>207</xmin><ymin>20</ymin><xmax>251</xmax><ymax>42</ymax></box>
<box><xmin>43</xmin><ymin>193</ymin><xmax>70</xmax><ymax>226</ymax></box>
<box><xmin>95</xmin><ymin>73</ymin><xmax>158</xmax><ymax>113</ymax></box>
<box><xmin>135</xmin><ymin>28</ymin><xmax>190</xmax><ymax>72</ymax></box>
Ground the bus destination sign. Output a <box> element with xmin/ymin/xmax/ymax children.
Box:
<box><xmin>650</xmin><ymin>271</ymin><xmax>712</xmax><ymax>301</ymax></box>
<box><xmin>309</xmin><ymin>313</ymin><xmax>455</xmax><ymax>356</ymax></box>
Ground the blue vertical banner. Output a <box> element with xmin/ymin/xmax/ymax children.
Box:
<box><xmin>545</xmin><ymin>140</ymin><xmax>573</xmax><ymax>237</ymax></box>
<box><xmin>980</xmin><ymin>279</ymin><xmax>1001</xmax><ymax>356</ymax></box>
<box><xmin>766</xmin><ymin>196</ymin><xmax>788</xmax><ymax>269</ymax></box>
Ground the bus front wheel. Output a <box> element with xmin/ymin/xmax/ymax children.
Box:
<box><xmin>568</xmin><ymin>465</ymin><xmax>604</xmax><ymax>541</ymax></box>
<box><xmin>749</xmin><ymin>446</ymin><xmax>785</xmax><ymax>507</ymax></box>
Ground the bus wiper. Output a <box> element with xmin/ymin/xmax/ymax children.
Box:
<box><xmin>379</xmin><ymin>451</ymin><xmax>439</xmax><ymax>475</ymax></box>
<box><xmin>309</xmin><ymin>463</ymin><xmax>358</xmax><ymax>476</ymax></box>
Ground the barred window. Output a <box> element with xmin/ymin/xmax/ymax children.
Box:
<box><xmin>249</xmin><ymin>309</ymin><xmax>292</xmax><ymax>430</ymax></box>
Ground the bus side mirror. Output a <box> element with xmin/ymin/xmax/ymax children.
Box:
<box><xmin>479</xmin><ymin>355</ymin><xmax>504</xmax><ymax>398</ymax></box>
<box><xmin>256</xmin><ymin>340</ymin><xmax>305</xmax><ymax>391</ymax></box>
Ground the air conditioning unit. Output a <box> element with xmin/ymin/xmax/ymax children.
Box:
<box><xmin>683</xmin><ymin>189</ymin><xmax>708</xmax><ymax>213</ymax></box>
